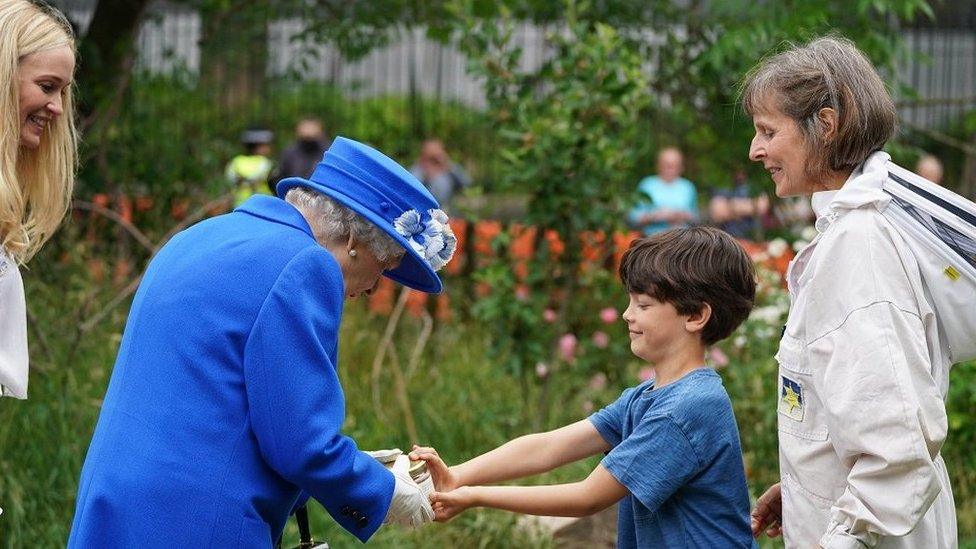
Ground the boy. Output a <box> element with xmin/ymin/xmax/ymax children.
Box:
<box><xmin>411</xmin><ymin>227</ymin><xmax>758</xmax><ymax>548</ymax></box>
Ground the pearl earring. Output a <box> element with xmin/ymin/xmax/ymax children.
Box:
<box><xmin>348</xmin><ymin>249</ymin><xmax>358</xmax><ymax>257</ymax></box>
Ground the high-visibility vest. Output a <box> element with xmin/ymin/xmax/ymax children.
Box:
<box><xmin>225</xmin><ymin>155</ymin><xmax>274</xmax><ymax>206</ymax></box>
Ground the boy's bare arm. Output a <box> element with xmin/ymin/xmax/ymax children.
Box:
<box><xmin>431</xmin><ymin>464</ymin><xmax>628</xmax><ymax>520</ymax></box>
<box><xmin>411</xmin><ymin>419</ymin><xmax>609</xmax><ymax>489</ymax></box>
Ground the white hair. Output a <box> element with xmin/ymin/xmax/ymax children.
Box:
<box><xmin>284</xmin><ymin>187</ymin><xmax>404</xmax><ymax>264</ymax></box>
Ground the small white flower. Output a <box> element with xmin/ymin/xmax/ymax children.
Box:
<box><xmin>767</xmin><ymin>238</ymin><xmax>788</xmax><ymax>258</ymax></box>
<box><xmin>749</xmin><ymin>305</ymin><xmax>783</xmax><ymax>325</ymax></box>
<box><xmin>409</xmin><ymin>238</ymin><xmax>426</xmax><ymax>259</ymax></box>
<box><xmin>429</xmin><ymin>209</ymin><xmax>449</xmax><ymax>224</ymax></box>
<box><xmin>801</xmin><ymin>226</ymin><xmax>818</xmax><ymax>242</ymax></box>
<box><xmin>394</xmin><ymin>210</ymin><xmax>423</xmax><ymax>238</ymax></box>
<box><xmin>431</xmin><ymin>226</ymin><xmax>457</xmax><ymax>270</ymax></box>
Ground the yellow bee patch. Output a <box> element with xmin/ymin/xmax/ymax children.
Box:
<box><xmin>779</xmin><ymin>375</ymin><xmax>804</xmax><ymax>422</ymax></box>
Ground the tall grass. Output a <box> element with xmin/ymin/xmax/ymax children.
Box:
<box><xmin>1</xmin><ymin>234</ymin><xmax>974</xmax><ymax>547</ymax></box>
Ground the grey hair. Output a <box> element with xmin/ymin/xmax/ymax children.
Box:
<box><xmin>284</xmin><ymin>187</ymin><xmax>405</xmax><ymax>264</ymax></box>
<box><xmin>741</xmin><ymin>36</ymin><xmax>896</xmax><ymax>175</ymax></box>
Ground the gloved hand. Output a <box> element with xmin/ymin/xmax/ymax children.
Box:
<box><xmin>364</xmin><ymin>448</ymin><xmax>402</xmax><ymax>466</ymax></box>
<box><xmin>383</xmin><ymin>455</ymin><xmax>434</xmax><ymax>528</ymax></box>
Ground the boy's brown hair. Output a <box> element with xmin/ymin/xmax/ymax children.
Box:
<box><xmin>619</xmin><ymin>227</ymin><xmax>756</xmax><ymax>346</ymax></box>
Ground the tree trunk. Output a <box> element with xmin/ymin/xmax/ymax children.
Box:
<box><xmin>75</xmin><ymin>0</ymin><xmax>152</xmax><ymax>126</ymax></box>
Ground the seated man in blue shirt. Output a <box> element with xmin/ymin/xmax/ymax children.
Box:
<box><xmin>630</xmin><ymin>147</ymin><xmax>700</xmax><ymax>234</ymax></box>
<box><xmin>412</xmin><ymin>227</ymin><xmax>758</xmax><ymax>548</ymax></box>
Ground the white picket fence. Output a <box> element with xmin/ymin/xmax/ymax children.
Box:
<box><xmin>53</xmin><ymin>0</ymin><xmax>976</xmax><ymax>128</ymax></box>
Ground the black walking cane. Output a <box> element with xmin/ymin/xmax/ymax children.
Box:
<box><xmin>276</xmin><ymin>504</ymin><xmax>328</xmax><ymax>549</ymax></box>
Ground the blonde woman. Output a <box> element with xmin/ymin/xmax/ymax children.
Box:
<box><xmin>0</xmin><ymin>0</ymin><xmax>78</xmax><ymax>399</ymax></box>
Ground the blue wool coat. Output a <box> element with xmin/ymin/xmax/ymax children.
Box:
<box><xmin>68</xmin><ymin>196</ymin><xmax>394</xmax><ymax>548</ymax></box>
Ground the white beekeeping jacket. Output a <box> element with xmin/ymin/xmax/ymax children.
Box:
<box><xmin>776</xmin><ymin>156</ymin><xmax>956</xmax><ymax>549</ymax></box>
<box><xmin>0</xmin><ymin>249</ymin><xmax>29</xmax><ymax>399</ymax></box>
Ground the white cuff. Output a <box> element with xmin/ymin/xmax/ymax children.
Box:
<box><xmin>820</xmin><ymin>520</ymin><xmax>877</xmax><ymax>549</ymax></box>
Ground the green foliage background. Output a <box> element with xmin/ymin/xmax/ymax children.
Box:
<box><xmin>1</xmin><ymin>239</ymin><xmax>974</xmax><ymax>546</ymax></box>
<box><xmin>3</xmin><ymin>0</ymin><xmax>975</xmax><ymax>546</ymax></box>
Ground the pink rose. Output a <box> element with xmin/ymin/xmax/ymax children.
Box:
<box><xmin>638</xmin><ymin>366</ymin><xmax>656</xmax><ymax>382</ymax></box>
<box><xmin>588</xmin><ymin>372</ymin><xmax>607</xmax><ymax>391</ymax></box>
<box><xmin>599</xmin><ymin>307</ymin><xmax>618</xmax><ymax>324</ymax></box>
<box><xmin>591</xmin><ymin>330</ymin><xmax>610</xmax><ymax>349</ymax></box>
<box><xmin>515</xmin><ymin>285</ymin><xmax>530</xmax><ymax>301</ymax></box>
<box><xmin>709</xmin><ymin>347</ymin><xmax>729</xmax><ymax>368</ymax></box>
<box><xmin>542</xmin><ymin>309</ymin><xmax>557</xmax><ymax>323</ymax></box>
<box><xmin>557</xmin><ymin>333</ymin><xmax>578</xmax><ymax>363</ymax></box>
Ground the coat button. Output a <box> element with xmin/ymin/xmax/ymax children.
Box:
<box><xmin>341</xmin><ymin>505</ymin><xmax>352</xmax><ymax>516</ymax></box>
<box><xmin>358</xmin><ymin>516</ymin><xmax>368</xmax><ymax>528</ymax></box>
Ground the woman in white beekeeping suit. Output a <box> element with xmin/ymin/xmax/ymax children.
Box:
<box><xmin>744</xmin><ymin>37</ymin><xmax>956</xmax><ymax>548</ymax></box>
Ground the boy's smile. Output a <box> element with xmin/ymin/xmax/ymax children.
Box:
<box><xmin>622</xmin><ymin>293</ymin><xmax>688</xmax><ymax>365</ymax></box>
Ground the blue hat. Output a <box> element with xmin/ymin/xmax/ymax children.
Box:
<box><xmin>276</xmin><ymin>136</ymin><xmax>456</xmax><ymax>294</ymax></box>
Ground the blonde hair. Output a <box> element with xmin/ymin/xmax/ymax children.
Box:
<box><xmin>0</xmin><ymin>0</ymin><xmax>78</xmax><ymax>263</ymax></box>
<box><xmin>741</xmin><ymin>36</ymin><xmax>895</xmax><ymax>177</ymax></box>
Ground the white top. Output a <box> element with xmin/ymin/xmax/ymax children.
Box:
<box><xmin>777</xmin><ymin>152</ymin><xmax>956</xmax><ymax>548</ymax></box>
<box><xmin>0</xmin><ymin>249</ymin><xmax>29</xmax><ymax>399</ymax></box>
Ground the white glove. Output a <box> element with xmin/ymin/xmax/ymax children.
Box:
<box><xmin>383</xmin><ymin>455</ymin><xmax>434</xmax><ymax>528</ymax></box>
<box><xmin>364</xmin><ymin>448</ymin><xmax>402</xmax><ymax>466</ymax></box>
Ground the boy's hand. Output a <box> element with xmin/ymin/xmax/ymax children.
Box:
<box><xmin>750</xmin><ymin>482</ymin><xmax>782</xmax><ymax>539</ymax></box>
<box><xmin>430</xmin><ymin>487</ymin><xmax>476</xmax><ymax>522</ymax></box>
<box><xmin>409</xmin><ymin>445</ymin><xmax>462</xmax><ymax>492</ymax></box>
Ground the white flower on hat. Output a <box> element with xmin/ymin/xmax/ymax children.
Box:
<box><xmin>394</xmin><ymin>210</ymin><xmax>424</xmax><ymax>238</ymax></box>
<box><xmin>393</xmin><ymin>208</ymin><xmax>457</xmax><ymax>271</ymax></box>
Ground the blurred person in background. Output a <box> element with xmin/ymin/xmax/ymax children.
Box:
<box><xmin>226</xmin><ymin>127</ymin><xmax>274</xmax><ymax>207</ymax></box>
<box><xmin>272</xmin><ymin>116</ymin><xmax>329</xmax><ymax>189</ymax></box>
<box><xmin>745</xmin><ymin>37</ymin><xmax>955</xmax><ymax>548</ymax></box>
<box><xmin>916</xmin><ymin>153</ymin><xmax>944</xmax><ymax>185</ymax></box>
<box><xmin>708</xmin><ymin>169</ymin><xmax>769</xmax><ymax>240</ymax></box>
<box><xmin>410</xmin><ymin>138</ymin><xmax>471</xmax><ymax>213</ymax></box>
<box><xmin>629</xmin><ymin>147</ymin><xmax>699</xmax><ymax>235</ymax></box>
<box><xmin>0</xmin><ymin>0</ymin><xmax>78</xmax><ymax>400</ymax></box>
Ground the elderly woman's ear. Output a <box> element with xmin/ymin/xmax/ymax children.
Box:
<box><xmin>817</xmin><ymin>107</ymin><xmax>839</xmax><ymax>141</ymax></box>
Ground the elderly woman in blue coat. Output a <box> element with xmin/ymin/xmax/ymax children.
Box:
<box><xmin>68</xmin><ymin>137</ymin><xmax>456</xmax><ymax>547</ymax></box>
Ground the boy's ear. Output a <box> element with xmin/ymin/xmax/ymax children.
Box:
<box><xmin>685</xmin><ymin>302</ymin><xmax>711</xmax><ymax>335</ymax></box>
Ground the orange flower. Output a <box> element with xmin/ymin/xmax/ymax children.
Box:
<box><xmin>444</xmin><ymin>219</ymin><xmax>468</xmax><ymax>275</ymax></box>
<box><xmin>509</xmin><ymin>224</ymin><xmax>537</xmax><ymax>260</ymax></box>
<box><xmin>368</xmin><ymin>277</ymin><xmax>396</xmax><ymax>315</ymax></box>
<box><xmin>612</xmin><ymin>231</ymin><xmax>640</xmax><ymax>273</ymax></box>
<box><xmin>579</xmin><ymin>230</ymin><xmax>607</xmax><ymax>272</ymax></box>
<box><xmin>406</xmin><ymin>289</ymin><xmax>429</xmax><ymax>318</ymax></box>
<box><xmin>544</xmin><ymin>230</ymin><xmax>565</xmax><ymax>259</ymax></box>
<box><xmin>473</xmin><ymin>220</ymin><xmax>503</xmax><ymax>266</ymax></box>
<box><xmin>435</xmin><ymin>293</ymin><xmax>453</xmax><ymax>321</ymax></box>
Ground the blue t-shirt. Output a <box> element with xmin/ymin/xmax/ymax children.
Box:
<box><xmin>589</xmin><ymin>368</ymin><xmax>755</xmax><ymax>548</ymax></box>
<box><xmin>629</xmin><ymin>175</ymin><xmax>699</xmax><ymax>235</ymax></box>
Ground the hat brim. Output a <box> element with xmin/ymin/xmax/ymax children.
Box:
<box><xmin>276</xmin><ymin>177</ymin><xmax>443</xmax><ymax>294</ymax></box>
